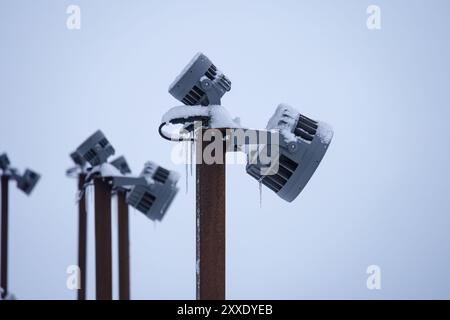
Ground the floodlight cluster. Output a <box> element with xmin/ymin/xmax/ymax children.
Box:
<box><xmin>160</xmin><ymin>52</ymin><xmax>334</xmax><ymax>202</ymax></box>
<box><xmin>70</xmin><ymin>130</ymin><xmax>179</xmax><ymax>221</ymax></box>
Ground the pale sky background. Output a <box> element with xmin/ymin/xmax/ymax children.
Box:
<box><xmin>1</xmin><ymin>0</ymin><xmax>450</xmax><ymax>299</ymax></box>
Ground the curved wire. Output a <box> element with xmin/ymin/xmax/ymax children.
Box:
<box><xmin>158</xmin><ymin>122</ymin><xmax>195</xmax><ymax>142</ymax></box>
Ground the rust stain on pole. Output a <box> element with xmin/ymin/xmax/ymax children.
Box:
<box><xmin>196</xmin><ymin>128</ymin><xmax>226</xmax><ymax>300</ymax></box>
<box><xmin>118</xmin><ymin>191</ymin><xmax>130</xmax><ymax>300</ymax></box>
<box><xmin>77</xmin><ymin>174</ymin><xmax>87</xmax><ymax>300</ymax></box>
<box><xmin>94</xmin><ymin>178</ymin><xmax>112</xmax><ymax>300</ymax></box>
<box><xmin>1</xmin><ymin>175</ymin><xmax>9</xmax><ymax>299</ymax></box>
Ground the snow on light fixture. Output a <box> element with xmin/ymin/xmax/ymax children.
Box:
<box><xmin>127</xmin><ymin>162</ymin><xmax>180</xmax><ymax>221</ymax></box>
<box><xmin>246</xmin><ymin>104</ymin><xmax>333</xmax><ymax>202</ymax></box>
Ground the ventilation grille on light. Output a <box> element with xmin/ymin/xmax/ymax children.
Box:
<box><xmin>204</xmin><ymin>64</ymin><xmax>217</xmax><ymax>80</ymax></box>
<box><xmin>248</xmin><ymin>154</ymin><xmax>298</xmax><ymax>193</ymax></box>
<box><xmin>83</xmin><ymin>149</ymin><xmax>96</xmax><ymax>164</ymax></box>
<box><xmin>205</xmin><ymin>64</ymin><xmax>231</xmax><ymax>91</ymax></box>
<box><xmin>82</xmin><ymin>138</ymin><xmax>109</xmax><ymax>164</ymax></box>
<box><xmin>137</xmin><ymin>191</ymin><xmax>156</xmax><ymax>213</ymax></box>
<box><xmin>181</xmin><ymin>64</ymin><xmax>231</xmax><ymax>105</ymax></box>
<box><xmin>153</xmin><ymin>167</ymin><xmax>170</xmax><ymax>184</ymax></box>
<box><xmin>294</xmin><ymin>114</ymin><xmax>318</xmax><ymax>143</ymax></box>
<box><xmin>129</xmin><ymin>186</ymin><xmax>157</xmax><ymax>214</ymax></box>
<box><xmin>99</xmin><ymin>138</ymin><xmax>108</xmax><ymax>147</ymax></box>
<box><xmin>182</xmin><ymin>85</ymin><xmax>205</xmax><ymax>105</ymax></box>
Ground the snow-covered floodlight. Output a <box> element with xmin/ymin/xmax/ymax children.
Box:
<box><xmin>169</xmin><ymin>52</ymin><xmax>231</xmax><ymax>106</ymax></box>
<box><xmin>16</xmin><ymin>169</ymin><xmax>40</xmax><ymax>195</ymax></box>
<box><xmin>246</xmin><ymin>104</ymin><xmax>333</xmax><ymax>202</ymax></box>
<box><xmin>127</xmin><ymin>162</ymin><xmax>180</xmax><ymax>221</ymax></box>
<box><xmin>0</xmin><ymin>153</ymin><xmax>10</xmax><ymax>171</ymax></box>
<box><xmin>75</xmin><ymin>130</ymin><xmax>115</xmax><ymax>167</ymax></box>
<box><xmin>110</xmin><ymin>156</ymin><xmax>131</xmax><ymax>175</ymax></box>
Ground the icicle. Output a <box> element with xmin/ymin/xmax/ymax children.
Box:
<box><xmin>190</xmin><ymin>131</ymin><xmax>194</xmax><ymax>176</ymax></box>
<box><xmin>185</xmin><ymin>139</ymin><xmax>189</xmax><ymax>194</ymax></box>
<box><xmin>259</xmin><ymin>179</ymin><xmax>262</xmax><ymax>208</ymax></box>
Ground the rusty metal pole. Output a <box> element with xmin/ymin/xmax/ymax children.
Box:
<box><xmin>196</xmin><ymin>128</ymin><xmax>226</xmax><ymax>300</ymax></box>
<box><xmin>77</xmin><ymin>174</ymin><xmax>87</xmax><ymax>300</ymax></box>
<box><xmin>94</xmin><ymin>178</ymin><xmax>112</xmax><ymax>300</ymax></box>
<box><xmin>117</xmin><ymin>191</ymin><xmax>130</xmax><ymax>300</ymax></box>
<box><xmin>1</xmin><ymin>175</ymin><xmax>9</xmax><ymax>299</ymax></box>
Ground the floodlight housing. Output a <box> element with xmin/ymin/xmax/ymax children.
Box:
<box><xmin>110</xmin><ymin>156</ymin><xmax>131</xmax><ymax>175</ymax></box>
<box><xmin>16</xmin><ymin>169</ymin><xmax>41</xmax><ymax>195</ymax></box>
<box><xmin>75</xmin><ymin>130</ymin><xmax>115</xmax><ymax>167</ymax></box>
<box><xmin>246</xmin><ymin>104</ymin><xmax>333</xmax><ymax>202</ymax></box>
<box><xmin>169</xmin><ymin>52</ymin><xmax>231</xmax><ymax>106</ymax></box>
<box><xmin>127</xmin><ymin>162</ymin><xmax>179</xmax><ymax>221</ymax></box>
<box><xmin>70</xmin><ymin>151</ymin><xmax>87</xmax><ymax>168</ymax></box>
<box><xmin>0</xmin><ymin>153</ymin><xmax>10</xmax><ymax>171</ymax></box>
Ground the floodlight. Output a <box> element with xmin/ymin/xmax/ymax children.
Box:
<box><xmin>169</xmin><ymin>52</ymin><xmax>231</xmax><ymax>106</ymax></box>
<box><xmin>246</xmin><ymin>104</ymin><xmax>333</xmax><ymax>202</ymax></box>
<box><xmin>70</xmin><ymin>151</ymin><xmax>87</xmax><ymax>168</ymax></box>
<box><xmin>127</xmin><ymin>162</ymin><xmax>180</xmax><ymax>221</ymax></box>
<box><xmin>0</xmin><ymin>153</ymin><xmax>40</xmax><ymax>195</ymax></box>
<box><xmin>16</xmin><ymin>169</ymin><xmax>41</xmax><ymax>195</ymax></box>
<box><xmin>0</xmin><ymin>153</ymin><xmax>10</xmax><ymax>171</ymax></box>
<box><xmin>75</xmin><ymin>130</ymin><xmax>115</xmax><ymax>166</ymax></box>
<box><xmin>110</xmin><ymin>156</ymin><xmax>131</xmax><ymax>175</ymax></box>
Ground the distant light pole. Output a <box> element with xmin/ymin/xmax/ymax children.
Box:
<box><xmin>73</xmin><ymin>133</ymin><xmax>180</xmax><ymax>300</ymax></box>
<box><xmin>110</xmin><ymin>155</ymin><xmax>132</xmax><ymax>300</ymax></box>
<box><xmin>0</xmin><ymin>153</ymin><xmax>40</xmax><ymax>300</ymax></box>
<box><xmin>67</xmin><ymin>151</ymin><xmax>88</xmax><ymax>300</ymax></box>
<box><xmin>75</xmin><ymin>130</ymin><xmax>115</xmax><ymax>300</ymax></box>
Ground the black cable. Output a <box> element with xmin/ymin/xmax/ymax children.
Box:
<box><xmin>158</xmin><ymin>122</ymin><xmax>195</xmax><ymax>142</ymax></box>
<box><xmin>158</xmin><ymin>116</ymin><xmax>210</xmax><ymax>142</ymax></box>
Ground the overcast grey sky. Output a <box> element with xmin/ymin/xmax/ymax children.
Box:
<box><xmin>1</xmin><ymin>0</ymin><xmax>450</xmax><ymax>299</ymax></box>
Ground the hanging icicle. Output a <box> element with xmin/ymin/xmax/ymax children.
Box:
<box><xmin>190</xmin><ymin>131</ymin><xmax>194</xmax><ymax>176</ymax></box>
<box><xmin>185</xmin><ymin>138</ymin><xmax>189</xmax><ymax>194</ymax></box>
<box><xmin>259</xmin><ymin>179</ymin><xmax>263</xmax><ymax>208</ymax></box>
